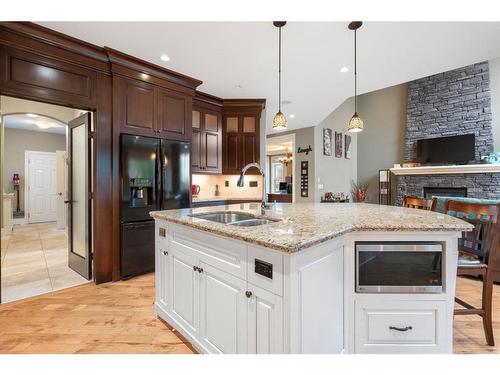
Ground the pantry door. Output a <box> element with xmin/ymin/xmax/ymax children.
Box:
<box><xmin>67</xmin><ymin>113</ymin><xmax>92</xmax><ymax>280</ymax></box>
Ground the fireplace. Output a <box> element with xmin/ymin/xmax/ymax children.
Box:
<box><xmin>423</xmin><ymin>187</ymin><xmax>467</xmax><ymax>199</ymax></box>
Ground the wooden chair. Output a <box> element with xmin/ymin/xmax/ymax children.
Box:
<box><xmin>402</xmin><ymin>195</ymin><xmax>437</xmax><ymax>211</ymax></box>
<box><xmin>444</xmin><ymin>199</ymin><xmax>500</xmax><ymax>346</ymax></box>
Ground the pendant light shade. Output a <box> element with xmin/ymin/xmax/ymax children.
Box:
<box><xmin>348</xmin><ymin>21</ymin><xmax>363</xmax><ymax>133</ymax></box>
<box><xmin>348</xmin><ymin>112</ymin><xmax>364</xmax><ymax>132</ymax></box>
<box><xmin>273</xmin><ymin>21</ymin><xmax>287</xmax><ymax>130</ymax></box>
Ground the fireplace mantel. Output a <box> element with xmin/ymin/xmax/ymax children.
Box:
<box><xmin>390</xmin><ymin>164</ymin><xmax>500</xmax><ymax>176</ymax></box>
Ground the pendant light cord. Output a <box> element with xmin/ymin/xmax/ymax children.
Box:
<box><xmin>354</xmin><ymin>28</ymin><xmax>357</xmax><ymax>113</ymax></box>
<box><xmin>278</xmin><ymin>25</ymin><xmax>282</xmax><ymax>113</ymax></box>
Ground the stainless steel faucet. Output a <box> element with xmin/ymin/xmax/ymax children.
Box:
<box><xmin>237</xmin><ymin>162</ymin><xmax>269</xmax><ymax>211</ymax></box>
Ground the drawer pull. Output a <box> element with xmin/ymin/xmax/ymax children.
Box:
<box><xmin>162</xmin><ymin>250</ymin><xmax>168</xmax><ymax>256</ymax></box>
<box><xmin>389</xmin><ymin>325</ymin><xmax>413</xmax><ymax>332</ymax></box>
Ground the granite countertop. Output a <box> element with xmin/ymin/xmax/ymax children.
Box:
<box><xmin>150</xmin><ymin>203</ymin><xmax>473</xmax><ymax>253</ymax></box>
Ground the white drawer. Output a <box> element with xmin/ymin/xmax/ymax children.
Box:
<box><xmin>247</xmin><ymin>245</ymin><xmax>283</xmax><ymax>296</ymax></box>
<box><xmin>169</xmin><ymin>224</ymin><xmax>247</xmax><ymax>279</ymax></box>
<box><xmin>355</xmin><ymin>300</ymin><xmax>446</xmax><ymax>353</ymax></box>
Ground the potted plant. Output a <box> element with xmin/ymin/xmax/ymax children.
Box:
<box><xmin>351</xmin><ymin>180</ymin><xmax>368</xmax><ymax>203</ymax></box>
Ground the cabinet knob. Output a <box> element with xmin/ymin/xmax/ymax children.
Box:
<box><xmin>245</xmin><ymin>291</ymin><xmax>252</xmax><ymax>298</ymax></box>
<box><xmin>162</xmin><ymin>250</ymin><xmax>168</xmax><ymax>256</ymax></box>
<box><xmin>193</xmin><ymin>265</ymin><xmax>199</xmax><ymax>272</ymax></box>
<box><xmin>197</xmin><ymin>267</ymin><xmax>203</xmax><ymax>273</ymax></box>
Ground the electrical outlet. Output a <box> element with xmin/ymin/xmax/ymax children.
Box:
<box><xmin>249</xmin><ymin>181</ymin><xmax>258</xmax><ymax>187</ymax></box>
<box><xmin>225</xmin><ymin>181</ymin><xmax>229</xmax><ymax>187</ymax></box>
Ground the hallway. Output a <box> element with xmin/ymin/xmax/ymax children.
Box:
<box><xmin>1</xmin><ymin>222</ymin><xmax>88</xmax><ymax>303</ymax></box>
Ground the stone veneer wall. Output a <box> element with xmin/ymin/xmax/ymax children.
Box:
<box><xmin>405</xmin><ymin>61</ymin><xmax>493</xmax><ymax>161</ymax></box>
<box><xmin>396</xmin><ymin>62</ymin><xmax>499</xmax><ymax>205</ymax></box>
<box><xmin>396</xmin><ymin>173</ymin><xmax>500</xmax><ymax>205</ymax></box>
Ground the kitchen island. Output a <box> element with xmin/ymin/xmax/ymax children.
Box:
<box><xmin>151</xmin><ymin>203</ymin><xmax>472</xmax><ymax>354</ymax></box>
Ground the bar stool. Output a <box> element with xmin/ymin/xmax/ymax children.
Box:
<box><xmin>402</xmin><ymin>195</ymin><xmax>437</xmax><ymax>211</ymax></box>
<box><xmin>444</xmin><ymin>199</ymin><xmax>500</xmax><ymax>346</ymax></box>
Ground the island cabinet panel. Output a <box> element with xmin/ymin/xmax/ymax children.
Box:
<box><xmin>289</xmin><ymin>241</ymin><xmax>344</xmax><ymax>354</ymax></box>
<box><xmin>169</xmin><ymin>249</ymin><xmax>199</xmax><ymax>339</ymax></box>
<box><xmin>247</xmin><ymin>284</ymin><xmax>284</xmax><ymax>354</ymax></box>
<box><xmin>156</xmin><ymin>244</ymin><xmax>170</xmax><ymax>311</ymax></box>
<box><xmin>198</xmin><ymin>262</ymin><xmax>248</xmax><ymax>354</ymax></box>
<box><xmin>191</xmin><ymin>96</ymin><xmax>222</xmax><ymax>174</ymax></box>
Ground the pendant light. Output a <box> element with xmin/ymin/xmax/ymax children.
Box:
<box><xmin>347</xmin><ymin>21</ymin><xmax>364</xmax><ymax>133</ymax></box>
<box><xmin>272</xmin><ymin>21</ymin><xmax>287</xmax><ymax>130</ymax></box>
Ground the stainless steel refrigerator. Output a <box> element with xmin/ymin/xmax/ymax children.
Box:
<box><xmin>120</xmin><ymin>134</ymin><xmax>190</xmax><ymax>279</ymax></box>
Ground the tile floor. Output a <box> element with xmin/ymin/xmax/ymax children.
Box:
<box><xmin>1</xmin><ymin>222</ymin><xmax>88</xmax><ymax>303</ymax></box>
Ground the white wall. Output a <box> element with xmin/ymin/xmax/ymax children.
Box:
<box><xmin>314</xmin><ymin>97</ymin><xmax>357</xmax><ymax>201</ymax></box>
<box><xmin>490</xmin><ymin>57</ymin><xmax>500</xmax><ymax>152</ymax></box>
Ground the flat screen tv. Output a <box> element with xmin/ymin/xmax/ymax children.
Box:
<box><xmin>416</xmin><ymin>134</ymin><xmax>475</xmax><ymax>164</ymax></box>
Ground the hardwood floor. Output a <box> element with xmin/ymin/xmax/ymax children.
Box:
<box><xmin>0</xmin><ymin>273</ymin><xmax>497</xmax><ymax>354</ymax></box>
<box><xmin>0</xmin><ymin>273</ymin><xmax>195</xmax><ymax>354</ymax></box>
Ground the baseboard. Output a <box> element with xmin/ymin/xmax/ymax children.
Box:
<box><xmin>13</xmin><ymin>218</ymin><xmax>26</xmax><ymax>225</ymax></box>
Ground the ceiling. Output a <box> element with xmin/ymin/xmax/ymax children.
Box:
<box><xmin>4</xmin><ymin>114</ymin><xmax>67</xmax><ymax>135</ymax></box>
<box><xmin>38</xmin><ymin>22</ymin><xmax>500</xmax><ymax>133</ymax></box>
<box><xmin>267</xmin><ymin>140</ymin><xmax>292</xmax><ymax>154</ymax></box>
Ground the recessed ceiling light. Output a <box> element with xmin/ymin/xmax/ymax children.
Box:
<box><xmin>36</xmin><ymin>123</ymin><xmax>53</xmax><ymax>129</ymax></box>
<box><xmin>289</xmin><ymin>114</ymin><xmax>295</xmax><ymax>118</ymax></box>
<box><xmin>282</xmin><ymin>100</ymin><xmax>292</xmax><ymax>106</ymax></box>
<box><xmin>235</xmin><ymin>85</ymin><xmax>243</xmax><ymax>89</ymax></box>
<box><xmin>26</xmin><ymin>113</ymin><xmax>39</xmax><ymax>118</ymax></box>
<box><xmin>340</xmin><ymin>66</ymin><xmax>349</xmax><ymax>73</ymax></box>
<box><xmin>160</xmin><ymin>54</ymin><xmax>170</xmax><ymax>62</ymax></box>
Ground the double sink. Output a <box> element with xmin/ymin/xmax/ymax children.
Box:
<box><xmin>189</xmin><ymin>212</ymin><xmax>279</xmax><ymax>227</ymax></box>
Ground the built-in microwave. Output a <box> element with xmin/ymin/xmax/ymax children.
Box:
<box><xmin>355</xmin><ymin>242</ymin><xmax>443</xmax><ymax>294</ymax></box>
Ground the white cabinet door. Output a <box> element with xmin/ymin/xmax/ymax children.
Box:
<box><xmin>199</xmin><ymin>262</ymin><xmax>248</xmax><ymax>354</ymax></box>
<box><xmin>247</xmin><ymin>284</ymin><xmax>284</xmax><ymax>354</ymax></box>
<box><xmin>170</xmin><ymin>248</ymin><xmax>199</xmax><ymax>339</ymax></box>
<box><xmin>155</xmin><ymin>246</ymin><xmax>170</xmax><ymax>312</ymax></box>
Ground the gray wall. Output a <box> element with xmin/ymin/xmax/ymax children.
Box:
<box><xmin>405</xmin><ymin>61</ymin><xmax>493</xmax><ymax>161</ymax></box>
<box><xmin>490</xmin><ymin>57</ymin><xmax>500</xmax><ymax>152</ymax></box>
<box><xmin>356</xmin><ymin>84</ymin><xmax>407</xmax><ymax>203</ymax></box>
<box><xmin>3</xmin><ymin>128</ymin><xmax>66</xmax><ymax>211</ymax></box>
<box><xmin>314</xmin><ymin>97</ymin><xmax>358</xmax><ymax>201</ymax></box>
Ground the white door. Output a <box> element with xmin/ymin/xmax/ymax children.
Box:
<box><xmin>55</xmin><ymin>150</ymin><xmax>67</xmax><ymax>229</ymax></box>
<box><xmin>27</xmin><ymin>151</ymin><xmax>57</xmax><ymax>223</ymax></box>
<box><xmin>247</xmin><ymin>284</ymin><xmax>284</xmax><ymax>354</ymax></box>
<box><xmin>169</xmin><ymin>249</ymin><xmax>199</xmax><ymax>340</ymax></box>
<box><xmin>198</xmin><ymin>262</ymin><xmax>248</xmax><ymax>354</ymax></box>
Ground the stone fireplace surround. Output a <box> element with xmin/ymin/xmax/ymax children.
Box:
<box><xmin>395</xmin><ymin>61</ymin><xmax>500</xmax><ymax>205</ymax></box>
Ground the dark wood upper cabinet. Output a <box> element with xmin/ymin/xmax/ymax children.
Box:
<box><xmin>157</xmin><ymin>88</ymin><xmax>191</xmax><ymax>140</ymax></box>
<box><xmin>122</xmin><ymin>78</ymin><xmax>156</xmax><ymax>136</ymax></box>
<box><xmin>107</xmin><ymin>47</ymin><xmax>200</xmax><ymax>140</ymax></box>
<box><xmin>191</xmin><ymin>92</ymin><xmax>222</xmax><ymax>174</ymax></box>
<box><xmin>221</xmin><ymin>99</ymin><xmax>265</xmax><ymax>174</ymax></box>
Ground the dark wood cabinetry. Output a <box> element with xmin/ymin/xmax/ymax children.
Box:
<box><xmin>222</xmin><ymin>99</ymin><xmax>265</xmax><ymax>174</ymax></box>
<box><xmin>191</xmin><ymin>92</ymin><xmax>223</xmax><ymax>174</ymax></box>
<box><xmin>113</xmin><ymin>77</ymin><xmax>192</xmax><ymax>140</ymax></box>
<box><xmin>108</xmin><ymin>48</ymin><xmax>199</xmax><ymax>141</ymax></box>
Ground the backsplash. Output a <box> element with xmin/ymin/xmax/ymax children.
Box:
<box><xmin>192</xmin><ymin>174</ymin><xmax>263</xmax><ymax>200</ymax></box>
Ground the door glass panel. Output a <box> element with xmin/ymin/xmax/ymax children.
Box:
<box><xmin>192</xmin><ymin>110</ymin><xmax>201</xmax><ymax>129</ymax></box>
<box><xmin>71</xmin><ymin>124</ymin><xmax>87</xmax><ymax>258</ymax></box>
<box><xmin>226</xmin><ymin>117</ymin><xmax>238</xmax><ymax>133</ymax></box>
<box><xmin>243</xmin><ymin>117</ymin><xmax>256</xmax><ymax>133</ymax></box>
<box><xmin>205</xmin><ymin>113</ymin><xmax>218</xmax><ymax>131</ymax></box>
